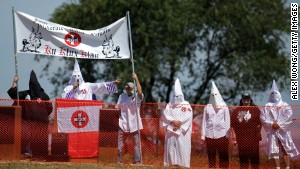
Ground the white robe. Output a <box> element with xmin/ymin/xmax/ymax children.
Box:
<box><xmin>62</xmin><ymin>82</ymin><xmax>112</xmax><ymax>100</ymax></box>
<box><xmin>260</xmin><ymin>100</ymin><xmax>299</xmax><ymax>159</ymax></box>
<box><xmin>162</xmin><ymin>101</ymin><xmax>193</xmax><ymax>168</ymax></box>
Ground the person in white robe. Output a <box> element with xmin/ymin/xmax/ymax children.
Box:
<box><xmin>62</xmin><ymin>59</ymin><xmax>120</xmax><ymax>99</ymax></box>
<box><xmin>260</xmin><ymin>80</ymin><xmax>299</xmax><ymax>169</ymax></box>
<box><xmin>162</xmin><ymin>78</ymin><xmax>193</xmax><ymax>168</ymax></box>
<box><xmin>201</xmin><ymin>81</ymin><xmax>230</xmax><ymax>168</ymax></box>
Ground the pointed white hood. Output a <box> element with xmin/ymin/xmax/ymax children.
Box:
<box><xmin>68</xmin><ymin>59</ymin><xmax>85</xmax><ymax>85</ymax></box>
<box><xmin>208</xmin><ymin>81</ymin><xmax>227</xmax><ymax>108</ymax></box>
<box><xmin>268</xmin><ymin>79</ymin><xmax>282</xmax><ymax>105</ymax></box>
<box><xmin>171</xmin><ymin>78</ymin><xmax>185</xmax><ymax>104</ymax></box>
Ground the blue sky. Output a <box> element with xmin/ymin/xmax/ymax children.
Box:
<box><xmin>0</xmin><ymin>0</ymin><xmax>299</xmax><ymax>106</ymax></box>
<box><xmin>0</xmin><ymin>0</ymin><xmax>67</xmax><ymax>100</ymax></box>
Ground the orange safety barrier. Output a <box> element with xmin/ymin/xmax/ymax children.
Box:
<box><xmin>0</xmin><ymin>98</ymin><xmax>299</xmax><ymax>168</ymax></box>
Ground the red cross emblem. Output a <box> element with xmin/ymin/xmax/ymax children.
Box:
<box><xmin>65</xmin><ymin>32</ymin><xmax>81</xmax><ymax>47</ymax></box>
<box><xmin>71</xmin><ymin>110</ymin><xmax>89</xmax><ymax>128</ymax></box>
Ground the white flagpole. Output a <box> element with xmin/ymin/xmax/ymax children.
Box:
<box><xmin>12</xmin><ymin>7</ymin><xmax>19</xmax><ymax>105</ymax></box>
<box><xmin>126</xmin><ymin>11</ymin><xmax>142</xmax><ymax>163</ymax></box>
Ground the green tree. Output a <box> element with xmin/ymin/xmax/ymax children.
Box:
<box><xmin>39</xmin><ymin>0</ymin><xmax>290</xmax><ymax>104</ymax></box>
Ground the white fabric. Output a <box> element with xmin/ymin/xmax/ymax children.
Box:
<box><xmin>69</xmin><ymin>59</ymin><xmax>85</xmax><ymax>85</ymax></box>
<box><xmin>117</xmin><ymin>93</ymin><xmax>144</xmax><ymax>132</ymax></box>
<box><xmin>62</xmin><ymin>82</ymin><xmax>112</xmax><ymax>100</ymax></box>
<box><xmin>209</xmin><ymin>81</ymin><xmax>227</xmax><ymax>108</ymax></box>
<box><xmin>171</xmin><ymin>78</ymin><xmax>185</xmax><ymax>104</ymax></box>
<box><xmin>14</xmin><ymin>11</ymin><xmax>130</xmax><ymax>59</ymax></box>
<box><xmin>260</xmin><ymin>101</ymin><xmax>299</xmax><ymax>159</ymax></box>
<box><xmin>174</xmin><ymin>78</ymin><xmax>183</xmax><ymax>97</ymax></box>
<box><xmin>162</xmin><ymin>101</ymin><xmax>193</xmax><ymax>168</ymax></box>
<box><xmin>57</xmin><ymin>106</ymin><xmax>100</xmax><ymax>133</ymax></box>
<box><xmin>201</xmin><ymin>104</ymin><xmax>230</xmax><ymax>140</ymax></box>
<box><xmin>268</xmin><ymin>80</ymin><xmax>282</xmax><ymax>105</ymax></box>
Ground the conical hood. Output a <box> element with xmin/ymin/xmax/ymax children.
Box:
<box><xmin>208</xmin><ymin>81</ymin><xmax>227</xmax><ymax>108</ymax></box>
<box><xmin>171</xmin><ymin>78</ymin><xmax>185</xmax><ymax>104</ymax></box>
<box><xmin>268</xmin><ymin>79</ymin><xmax>282</xmax><ymax>104</ymax></box>
<box><xmin>69</xmin><ymin>59</ymin><xmax>85</xmax><ymax>85</ymax></box>
<box><xmin>29</xmin><ymin>70</ymin><xmax>50</xmax><ymax>100</ymax></box>
<box><xmin>174</xmin><ymin>78</ymin><xmax>183</xmax><ymax>97</ymax></box>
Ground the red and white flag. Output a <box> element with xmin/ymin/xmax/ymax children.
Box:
<box><xmin>57</xmin><ymin>106</ymin><xmax>100</xmax><ymax>133</ymax></box>
<box><xmin>56</xmin><ymin>99</ymin><xmax>103</xmax><ymax>158</ymax></box>
<box><xmin>13</xmin><ymin>10</ymin><xmax>130</xmax><ymax>59</ymax></box>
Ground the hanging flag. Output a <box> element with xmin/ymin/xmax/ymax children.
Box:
<box><xmin>57</xmin><ymin>106</ymin><xmax>100</xmax><ymax>133</ymax></box>
<box><xmin>13</xmin><ymin>10</ymin><xmax>130</xmax><ymax>59</ymax></box>
<box><xmin>56</xmin><ymin>99</ymin><xmax>103</xmax><ymax>158</ymax></box>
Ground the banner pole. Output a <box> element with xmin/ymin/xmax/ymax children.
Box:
<box><xmin>126</xmin><ymin>11</ymin><xmax>142</xmax><ymax>164</ymax></box>
<box><xmin>12</xmin><ymin>7</ymin><xmax>19</xmax><ymax>105</ymax></box>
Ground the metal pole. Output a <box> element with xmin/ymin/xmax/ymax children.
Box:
<box><xmin>126</xmin><ymin>11</ymin><xmax>142</xmax><ymax>163</ymax></box>
<box><xmin>12</xmin><ymin>7</ymin><xmax>19</xmax><ymax>105</ymax></box>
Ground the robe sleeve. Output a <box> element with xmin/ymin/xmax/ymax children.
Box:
<box><xmin>90</xmin><ymin>81</ymin><xmax>118</xmax><ymax>94</ymax></box>
<box><xmin>224</xmin><ymin>107</ymin><xmax>231</xmax><ymax>138</ymax></box>
<box><xmin>61</xmin><ymin>85</ymin><xmax>74</xmax><ymax>99</ymax></box>
<box><xmin>277</xmin><ymin>104</ymin><xmax>293</xmax><ymax>131</ymax></box>
<box><xmin>201</xmin><ymin>106</ymin><xmax>207</xmax><ymax>140</ymax></box>
<box><xmin>179</xmin><ymin>104</ymin><xmax>193</xmax><ymax>133</ymax></box>
<box><xmin>162</xmin><ymin>104</ymin><xmax>182</xmax><ymax>134</ymax></box>
<box><xmin>7</xmin><ymin>87</ymin><xmax>28</xmax><ymax>100</ymax></box>
<box><xmin>162</xmin><ymin>104</ymin><xmax>173</xmax><ymax>127</ymax></box>
<box><xmin>260</xmin><ymin>107</ymin><xmax>273</xmax><ymax>133</ymax></box>
<box><xmin>115</xmin><ymin>93</ymin><xmax>122</xmax><ymax>109</ymax></box>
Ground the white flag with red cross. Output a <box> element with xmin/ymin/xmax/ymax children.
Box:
<box><xmin>57</xmin><ymin>106</ymin><xmax>100</xmax><ymax>133</ymax></box>
<box><xmin>56</xmin><ymin>99</ymin><xmax>103</xmax><ymax>158</ymax></box>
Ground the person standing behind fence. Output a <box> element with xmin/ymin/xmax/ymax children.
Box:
<box><xmin>260</xmin><ymin>80</ymin><xmax>299</xmax><ymax>169</ymax></box>
<box><xmin>162</xmin><ymin>78</ymin><xmax>193</xmax><ymax>168</ymax></box>
<box><xmin>230</xmin><ymin>92</ymin><xmax>261</xmax><ymax>169</ymax></box>
<box><xmin>7</xmin><ymin>70</ymin><xmax>53</xmax><ymax>159</ymax></box>
<box><xmin>116</xmin><ymin>73</ymin><xmax>143</xmax><ymax>165</ymax></box>
<box><xmin>201</xmin><ymin>81</ymin><xmax>230</xmax><ymax>169</ymax></box>
<box><xmin>61</xmin><ymin>59</ymin><xmax>120</xmax><ymax>100</ymax></box>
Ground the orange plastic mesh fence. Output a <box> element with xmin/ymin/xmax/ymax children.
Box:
<box><xmin>0</xmin><ymin>98</ymin><xmax>299</xmax><ymax>168</ymax></box>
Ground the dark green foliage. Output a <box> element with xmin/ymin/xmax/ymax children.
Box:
<box><xmin>38</xmin><ymin>0</ymin><xmax>290</xmax><ymax>104</ymax></box>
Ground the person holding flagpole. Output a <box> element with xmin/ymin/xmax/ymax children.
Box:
<box><xmin>260</xmin><ymin>80</ymin><xmax>299</xmax><ymax>169</ymax></box>
<box><xmin>116</xmin><ymin>72</ymin><xmax>143</xmax><ymax>165</ymax></box>
<box><xmin>7</xmin><ymin>70</ymin><xmax>53</xmax><ymax>159</ymax></box>
<box><xmin>162</xmin><ymin>78</ymin><xmax>193</xmax><ymax>168</ymax></box>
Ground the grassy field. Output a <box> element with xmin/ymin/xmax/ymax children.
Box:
<box><xmin>1</xmin><ymin>157</ymin><xmax>299</xmax><ymax>169</ymax></box>
<box><xmin>0</xmin><ymin>150</ymin><xmax>299</xmax><ymax>169</ymax></box>
<box><xmin>0</xmin><ymin>161</ymin><xmax>161</xmax><ymax>169</ymax></box>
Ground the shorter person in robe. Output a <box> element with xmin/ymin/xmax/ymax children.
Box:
<box><xmin>201</xmin><ymin>81</ymin><xmax>230</xmax><ymax>169</ymax></box>
<box><xmin>162</xmin><ymin>78</ymin><xmax>193</xmax><ymax>168</ymax></box>
<box><xmin>260</xmin><ymin>80</ymin><xmax>299</xmax><ymax>169</ymax></box>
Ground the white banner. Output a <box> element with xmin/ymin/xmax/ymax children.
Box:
<box><xmin>14</xmin><ymin>11</ymin><xmax>130</xmax><ymax>59</ymax></box>
<box><xmin>57</xmin><ymin>106</ymin><xmax>100</xmax><ymax>133</ymax></box>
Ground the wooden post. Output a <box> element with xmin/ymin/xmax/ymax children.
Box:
<box><xmin>0</xmin><ymin>106</ymin><xmax>22</xmax><ymax>160</ymax></box>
